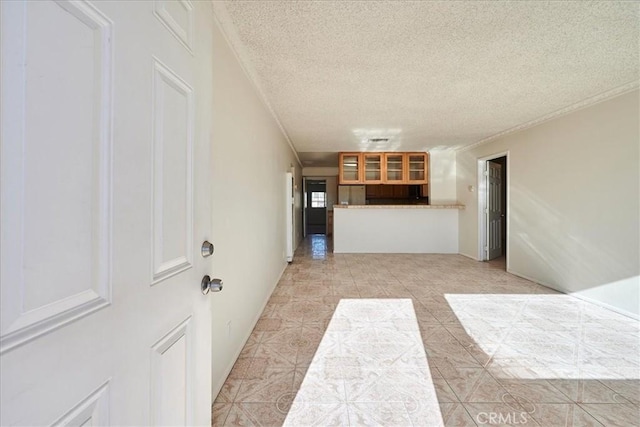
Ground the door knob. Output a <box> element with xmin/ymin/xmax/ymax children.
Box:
<box><xmin>201</xmin><ymin>275</ymin><xmax>223</xmax><ymax>294</ymax></box>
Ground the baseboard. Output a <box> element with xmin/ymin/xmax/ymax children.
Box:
<box><xmin>507</xmin><ymin>269</ymin><xmax>639</xmax><ymax>321</ymax></box>
<box><xmin>211</xmin><ymin>261</ymin><xmax>288</xmax><ymax>400</ymax></box>
<box><xmin>570</xmin><ymin>292</ymin><xmax>640</xmax><ymax>321</ymax></box>
<box><xmin>458</xmin><ymin>251</ymin><xmax>479</xmax><ymax>261</ymax></box>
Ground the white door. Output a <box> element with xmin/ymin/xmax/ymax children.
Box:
<box><xmin>285</xmin><ymin>172</ymin><xmax>294</xmax><ymax>262</ymax></box>
<box><xmin>486</xmin><ymin>161</ymin><xmax>503</xmax><ymax>260</ymax></box>
<box><xmin>1</xmin><ymin>1</ymin><xmax>216</xmax><ymax>425</ymax></box>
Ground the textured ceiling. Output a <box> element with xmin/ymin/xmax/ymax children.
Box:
<box><xmin>214</xmin><ymin>1</ymin><xmax>639</xmax><ymax>166</ymax></box>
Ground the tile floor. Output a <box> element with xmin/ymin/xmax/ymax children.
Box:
<box><xmin>212</xmin><ymin>235</ymin><xmax>640</xmax><ymax>426</ymax></box>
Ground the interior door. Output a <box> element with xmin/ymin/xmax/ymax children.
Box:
<box><xmin>487</xmin><ymin>160</ymin><xmax>503</xmax><ymax>260</ymax></box>
<box><xmin>1</xmin><ymin>1</ymin><xmax>215</xmax><ymax>425</ymax></box>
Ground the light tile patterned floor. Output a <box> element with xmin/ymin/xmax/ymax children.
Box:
<box><xmin>212</xmin><ymin>235</ymin><xmax>640</xmax><ymax>426</ymax></box>
<box><xmin>284</xmin><ymin>299</ymin><xmax>441</xmax><ymax>426</ymax></box>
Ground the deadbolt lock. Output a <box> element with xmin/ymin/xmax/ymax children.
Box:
<box><xmin>201</xmin><ymin>241</ymin><xmax>214</xmax><ymax>257</ymax></box>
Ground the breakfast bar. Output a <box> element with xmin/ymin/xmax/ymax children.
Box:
<box><xmin>333</xmin><ymin>204</ymin><xmax>464</xmax><ymax>253</ymax></box>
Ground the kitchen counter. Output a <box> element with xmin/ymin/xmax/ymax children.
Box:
<box><xmin>334</xmin><ymin>204</ymin><xmax>464</xmax><ymax>209</ymax></box>
<box><xmin>333</xmin><ymin>204</ymin><xmax>462</xmax><ymax>253</ymax></box>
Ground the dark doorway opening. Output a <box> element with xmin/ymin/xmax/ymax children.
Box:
<box><xmin>305</xmin><ymin>180</ymin><xmax>327</xmax><ymax>235</ymax></box>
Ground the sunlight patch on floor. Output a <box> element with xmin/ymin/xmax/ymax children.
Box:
<box><xmin>445</xmin><ymin>294</ymin><xmax>640</xmax><ymax>380</ymax></box>
<box><xmin>283</xmin><ymin>299</ymin><xmax>443</xmax><ymax>426</ymax></box>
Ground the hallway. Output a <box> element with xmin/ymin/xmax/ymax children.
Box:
<box><xmin>212</xmin><ymin>236</ymin><xmax>639</xmax><ymax>426</ymax></box>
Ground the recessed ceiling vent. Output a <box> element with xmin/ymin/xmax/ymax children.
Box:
<box><xmin>368</xmin><ymin>138</ymin><xmax>389</xmax><ymax>143</ymax></box>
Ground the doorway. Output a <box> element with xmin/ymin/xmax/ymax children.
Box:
<box><xmin>478</xmin><ymin>153</ymin><xmax>508</xmax><ymax>268</ymax></box>
<box><xmin>305</xmin><ymin>179</ymin><xmax>327</xmax><ymax>235</ymax></box>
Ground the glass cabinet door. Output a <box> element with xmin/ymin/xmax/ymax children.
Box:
<box><xmin>339</xmin><ymin>153</ymin><xmax>362</xmax><ymax>184</ymax></box>
<box><xmin>339</xmin><ymin>152</ymin><xmax>427</xmax><ymax>184</ymax></box>
<box><xmin>407</xmin><ymin>153</ymin><xmax>428</xmax><ymax>183</ymax></box>
<box><xmin>363</xmin><ymin>153</ymin><xmax>383</xmax><ymax>183</ymax></box>
<box><xmin>384</xmin><ymin>153</ymin><xmax>405</xmax><ymax>183</ymax></box>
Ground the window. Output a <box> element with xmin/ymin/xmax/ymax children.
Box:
<box><xmin>311</xmin><ymin>192</ymin><xmax>326</xmax><ymax>208</ymax></box>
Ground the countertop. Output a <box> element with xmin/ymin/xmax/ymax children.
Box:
<box><xmin>333</xmin><ymin>204</ymin><xmax>465</xmax><ymax>209</ymax></box>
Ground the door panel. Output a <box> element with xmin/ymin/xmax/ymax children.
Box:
<box><xmin>152</xmin><ymin>59</ymin><xmax>194</xmax><ymax>284</ymax></box>
<box><xmin>1</xmin><ymin>1</ymin><xmax>214</xmax><ymax>425</ymax></box>
<box><xmin>153</xmin><ymin>0</ymin><xmax>194</xmax><ymax>51</ymax></box>
<box><xmin>51</xmin><ymin>382</ymin><xmax>110</xmax><ymax>426</ymax></box>
<box><xmin>0</xmin><ymin>0</ymin><xmax>112</xmax><ymax>355</ymax></box>
<box><xmin>487</xmin><ymin>161</ymin><xmax>503</xmax><ymax>260</ymax></box>
<box><xmin>150</xmin><ymin>318</ymin><xmax>192</xmax><ymax>426</ymax></box>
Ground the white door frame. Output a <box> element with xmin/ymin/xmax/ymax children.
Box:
<box><xmin>477</xmin><ymin>151</ymin><xmax>509</xmax><ymax>265</ymax></box>
<box><xmin>285</xmin><ymin>171</ymin><xmax>294</xmax><ymax>262</ymax></box>
<box><xmin>302</xmin><ymin>177</ymin><xmax>308</xmax><ymax>238</ymax></box>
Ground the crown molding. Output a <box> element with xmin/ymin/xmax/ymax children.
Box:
<box><xmin>210</xmin><ymin>2</ymin><xmax>302</xmax><ymax>167</ymax></box>
<box><xmin>457</xmin><ymin>80</ymin><xmax>640</xmax><ymax>153</ymax></box>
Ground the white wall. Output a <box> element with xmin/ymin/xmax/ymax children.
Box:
<box><xmin>210</xmin><ymin>19</ymin><xmax>302</xmax><ymax>396</ymax></box>
<box><xmin>429</xmin><ymin>149</ymin><xmax>458</xmax><ymax>204</ymax></box>
<box><xmin>334</xmin><ymin>208</ymin><xmax>459</xmax><ymax>253</ymax></box>
<box><xmin>302</xmin><ymin>166</ymin><xmax>339</xmax><ymax>176</ymax></box>
<box><xmin>457</xmin><ymin>90</ymin><xmax>639</xmax><ymax>317</ymax></box>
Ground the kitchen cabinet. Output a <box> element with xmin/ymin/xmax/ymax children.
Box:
<box><xmin>393</xmin><ymin>185</ymin><xmax>409</xmax><ymax>198</ymax></box>
<box><xmin>363</xmin><ymin>153</ymin><xmax>383</xmax><ymax>183</ymax></box>
<box><xmin>339</xmin><ymin>152</ymin><xmax>429</xmax><ymax>185</ymax></box>
<box><xmin>407</xmin><ymin>153</ymin><xmax>428</xmax><ymax>184</ymax></box>
<box><xmin>422</xmin><ymin>184</ymin><xmax>429</xmax><ymax>199</ymax></box>
<box><xmin>366</xmin><ymin>185</ymin><xmax>380</xmax><ymax>199</ymax></box>
<box><xmin>339</xmin><ymin>153</ymin><xmax>362</xmax><ymax>184</ymax></box>
<box><xmin>384</xmin><ymin>153</ymin><xmax>406</xmax><ymax>184</ymax></box>
<box><xmin>366</xmin><ymin>185</ymin><xmax>401</xmax><ymax>199</ymax></box>
<box><xmin>381</xmin><ymin>185</ymin><xmax>395</xmax><ymax>198</ymax></box>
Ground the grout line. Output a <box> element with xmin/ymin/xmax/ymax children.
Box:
<box><xmin>217</xmin><ymin>236</ymin><xmax>640</xmax><ymax>426</ymax></box>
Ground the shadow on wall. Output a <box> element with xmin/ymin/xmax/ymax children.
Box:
<box><xmin>508</xmin><ymin>185</ymin><xmax>639</xmax><ymax>315</ymax></box>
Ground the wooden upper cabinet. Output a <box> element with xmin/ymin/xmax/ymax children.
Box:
<box><xmin>406</xmin><ymin>152</ymin><xmax>429</xmax><ymax>184</ymax></box>
<box><xmin>339</xmin><ymin>152</ymin><xmax>362</xmax><ymax>184</ymax></box>
<box><xmin>384</xmin><ymin>153</ymin><xmax>406</xmax><ymax>184</ymax></box>
<box><xmin>362</xmin><ymin>153</ymin><xmax>384</xmax><ymax>184</ymax></box>
<box><xmin>339</xmin><ymin>152</ymin><xmax>429</xmax><ymax>184</ymax></box>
